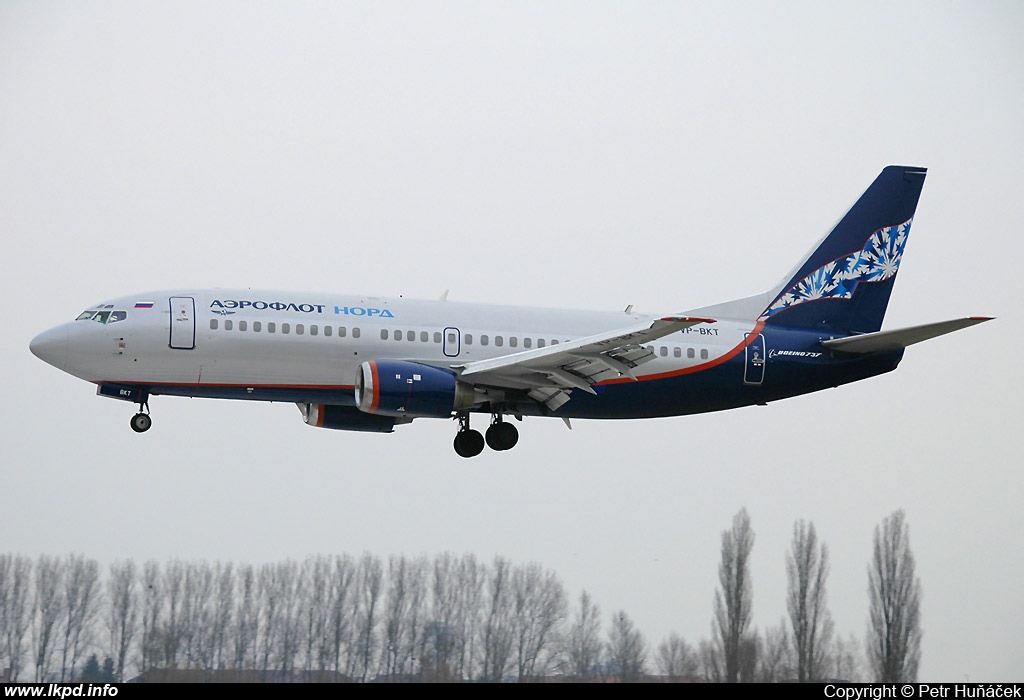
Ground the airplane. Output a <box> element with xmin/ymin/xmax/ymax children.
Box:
<box><xmin>30</xmin><ymin>165</ymin><xmax>991</xmax><ymax>457</ymax></box>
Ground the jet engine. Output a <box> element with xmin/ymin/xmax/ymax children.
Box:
<box><xmin>354</xmin><ymin>360</ymin><xmax>484</xmax><ymax>418</ymax></box>
<box><xmin>297</xmin><ymin>402</ymin><xmax>406</xmax><ymax>433</ymax></box>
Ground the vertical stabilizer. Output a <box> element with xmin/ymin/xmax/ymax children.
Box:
<box><xmin>759</xmin><ymin>166</ymin><xmax>927</xmax><ymax>333</ymax></box>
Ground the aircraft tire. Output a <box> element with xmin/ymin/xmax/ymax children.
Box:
<box><xmin>130</xmin><ymin>413</ymin><xmax>152</xmax><ymax>433</ymax></box>
<box><xmin>486</xmin><ymin>422</ymin><xmax>519</xmax><ymax>451</ymax></box>
<box><xmin>454</xmin><ymin>429</ymin><xmax>484</xmax><ymax>458</ymax></box>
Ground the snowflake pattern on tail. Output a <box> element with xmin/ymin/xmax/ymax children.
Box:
<box><xmin>761</xmin><ymin>218</ymin><xmax>912</xmax><ymax>319</ymax></box>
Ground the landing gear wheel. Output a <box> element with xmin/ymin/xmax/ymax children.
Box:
<box><xmin>485</xmin><ymin>421</ymin><xmax>519</xmax><ymax>451</ymax></box>
<box><xmin>453</xmin><ymin>429</ymin><xmax>484</xmax><ymax>458</ymax></box>
<box><xmin>130</xmin><ymin>412</ymin><xmax>152</xmax><ymax>433</ymax></box>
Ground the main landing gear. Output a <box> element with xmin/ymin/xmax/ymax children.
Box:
<box><xmin>453</xmin><ymin>412</ymin><xmax>519</xmax><ymax>458</ymax></box>
<box><xmin>130</xmin><ymin>400</ymin><xmax>152</xmax><ymax>433</ymax></box>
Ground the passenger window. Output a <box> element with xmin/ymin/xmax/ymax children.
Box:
<box><xmin>481</xmin><ymin>335</ymin><xmax>489</xmax><ymax>346</ymax></box>
<box><xmin>509</xmin><ymin>337</ymin><xmax>518</xmax><ymax>348</ymax></box>
<box><xmin>282</xmin><ymin>323</ymin><xmax>290</xmax><ymax>334</ymax></box>
<box><xmin>551</xmin><ymin>339</ymin><xmax>559</xmax><ymax>345</ymax></box>
<box><xmin>225</xmin><ymin>320</ymin><xmax>233</xmax><ymax>331</ymax></box>
<box><xmin>394</xmin><ymin>330</ymin><xmax>402</xmax><ymax>341</ymax></box>
<box><xmin>687</xmin><ymin>348</ymin><xmax>695</xmax><ymax>359</ymax></box>
<box><xmin>338</xmin><ymin>326</ymin><xmax>346</xmax><ymax>337</ymax></box>
<box><xmin>537</xmin><ymin>339</ymin><xmax>545</xmax><ymax>348</ymax></box>
<box><xmin>323</xmin><ymin>325</ymin><xmax>331</xmax><ymax>337</ymax></box>
<box><xmin>381</xmin><ymin>329</ymin><xmax>388</xmax><ymax>340</ymax></box>
<box><xmin>296</xmin><ymin>324</ymin><xmax>304</xmax><ymax>335</ymax></box>
<box><xmin>253</xmin><ymin>321</ymin><xmax>261</xmax><ymax>332</ymax></box>
<box><xmin>495</xmin><ymin>336</ymin><xmax>504</xmax><ymax>347</ymax></box>
<box><xmin>352</xmin><ymin>328</ymin><xmax>361</xmax><ymax>338</ymax></box>
<box><xmin>701</xmin><ymin>349</ymin><xmax>709</xmax><ymax>360</ymax></box>
<box><xmin>524</xmin><ymin>338</ymin><xmax>532</xmax><ymax>349</ymax></box>
<box><xmin>465</xmin><ymin>334</ymin><xmax>473</xmax><ymax>345</ymax></box>
<box><xmin>268</xmin><ymin>322</ymin><xmax>276</xmax><ymax>333</ymax></box>
<box><xmin>660</xmin><ymin>346</ymin><xmax>667</xmax><ymax>357</ymax></box>
<box><xmin>210</xmin><ymin>319</ymin><xmax>218</xmax><ymax>330</ymax></box>
<box><xmin>310</xmin><ymin>325</ymin><xmax>318</xmax><ymax>336</ymax></box>
<box><xmin>239</xmin><ymin>321</ymin><xmax>247</xmax><ymax>331</ymax></box>
<box><xmin>420</xmin><ymin>331</ymin><xmax>428</xmax><ymax>342</ymax></box>
<box><xmin>433</xmin><ymin>332</ymin><xmax>442</xmax><ymax>343</ymax></box>
<box><xmin>674</xmin><ymin>347</ymin><xmax>681</xmax><ymax>358</ymax></box>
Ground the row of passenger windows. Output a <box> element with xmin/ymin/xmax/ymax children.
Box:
<box><xmin>209</xmin><ymin>318</ymin><xmax>362</xmax><ymax>338</ymax></box>
<box><xmin>208</xmin><ymin>319</ymin><xmax>712</xmax><ymax>359</ymax></box>
<box><xmin>663</xmin><ymin>345</ymin><xmax>710</xmax><ymax>360</ymax></box>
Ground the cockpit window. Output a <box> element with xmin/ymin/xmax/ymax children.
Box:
<box><xmin>75</xmin><ymin>309</ymin><xmax>127</xmax><ymax>324</ymax></box>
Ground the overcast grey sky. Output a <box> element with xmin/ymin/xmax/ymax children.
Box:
<box><xmin>2</xmin><ymin>1</ymin><xmax>1021</xmax><ymax>681</ymax></box>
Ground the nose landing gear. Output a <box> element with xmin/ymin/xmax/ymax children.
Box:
<box><xmin>130</xmin><ymin>400</ymin><xmax>152</xmax><ymax>433</ymax></box>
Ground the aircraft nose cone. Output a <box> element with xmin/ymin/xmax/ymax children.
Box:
<box><xmin>30</xmin><ymin>325</ymin><xmax>69</xmax><ymax>370</ymax></box>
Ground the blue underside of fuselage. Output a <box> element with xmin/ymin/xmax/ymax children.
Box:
<box><xmin>109</xmin><ymin>327</ymin><xmax>905</xmax><ymax>421</ymax></box>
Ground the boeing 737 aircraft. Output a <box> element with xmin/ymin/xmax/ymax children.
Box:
<box><xmin>31</xmin><ymin>166</ymin><xmax>990</xmax><ymax>456</ymax></box>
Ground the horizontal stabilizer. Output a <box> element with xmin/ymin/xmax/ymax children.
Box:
<box><xmin>820</xmin><ymin>317</ymin><xmax>993</xmax><ymax>353</ymax></box>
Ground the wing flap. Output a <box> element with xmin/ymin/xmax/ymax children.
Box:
<box><xmin>820</xmin><ymin>317</ymin><xmax>993</xmax><ymax>353</ymax></box>
<box><xmin>453</xmin><ymin>315</ymin><xmax>716</xmax><ymax>408</ymax></box>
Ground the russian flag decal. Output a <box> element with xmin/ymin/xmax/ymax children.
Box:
<box><xmin>135</xmin><ymin>301</ymin><xmax>154</xmax><ymax>309</ymax></box>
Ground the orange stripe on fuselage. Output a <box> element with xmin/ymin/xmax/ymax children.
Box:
<box><xmin>597</xmin><ymin>321</ymin><xmax>765</xmax><ymax>385</ymax></box>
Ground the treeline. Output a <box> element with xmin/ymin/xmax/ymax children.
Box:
<box><xmin>0</xmin><ymin>510</ymin><xmax>921</xmax><ymax>683</ymax></box>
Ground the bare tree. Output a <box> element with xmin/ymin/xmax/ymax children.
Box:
<box><xmin>606</xmin><ymin>611</ymin><xmax>647</xmax><ymax>682</ymax></box>
<box><xmin>1</xmin><ymin>555</ymin><xmax>32</xmax><ymax>681</ymax></box>
<box><xmin>759</xmin><ymin>622</ymin><xmax>791</xmax><ymax>682</ymax></box>
<box><xmin>867</xmin><ymin>510</ymin><xmax>922</xmax><ymax>682</ymax></box>
<box><xmin>712</xmin><ymin>508</ymin><xmax>755</xmax><ymax>682</ymax></box>
<box><xmin>562</xmin><ymin>589</ymin><xmax>603</xmax><ymax>680</ymax></box>
<box><xmin>106</xmin><ymin>560</ymin><xmax>138</xmax><ymax>681</ymax></box>
<box><xmin>786</xmin><ymin>519</ymin><xmax>834</xmax><ymax>682</ymax></box>
<box><xmin>160</xmin><ymin>560</ymin><xmax>185</xmax><ymax>668</ymax></box>
<box><xmin>698</xmin><ymin>637</ymin><xmax>722</xmax><ymax>682</ymax></box>
<box><xmin>326</xmin><ymin>555</ymin><xmax>355</xmax><ymax>676</ymax></box>
<box><xmin>511</xmin><ymin>562</ymin><xmax>566</xmax><ymax>680</ymax></box>
<box><xmin>32</xmin><ymin>555</ymin><xmax>64</xmax><ymax>681</ymax></box>
<box><xmin>379</xmin><ymin>554</ymin><xmax>427</xmax><ymax>679</ymax></box>
<box><xmin>232</xmin><ymin>564</ymin><xmax>258</xmax><ymax>671</ymax></box>
<box><xmin>480</xmin><ymin>557</ymin><xmax>515</xmax><ymax>682</ymax></box>
<box><xmin>181</xmin><ymin>560</ymin><xmax>214</xmax><ymax>671</ymax></box>
<box><xmin>832</xmin><ymin>632</ymin><xmax>863</xmax><ymax>681</ymax></box>
<box><xmin>354</xmin><ymin>554</ymin><xmax>382</xmax><ymax>681</ymax></box>
<box><xmin>209</xmin><ymin>562</ymin><xmax>233</xmax><ymax>671</ymax></box>
<box><xmin>655</xmin><ymin>632</ymin><xmax>698</xmax><ymax>680</ymax></box>
<box><xmin>139</xmin><ymin>561</ymin><xmax>162</xmax><ymax>673</ymax></box>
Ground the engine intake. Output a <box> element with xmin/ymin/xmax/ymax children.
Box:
<box><xmin>355</xmin><ymin>360</ymin><xmax>477</xmax><ymax>418</ymax></box>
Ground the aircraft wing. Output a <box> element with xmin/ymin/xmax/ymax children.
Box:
<box><xmin>452</xmin><ymin>316</ymin><xmax>715</xmax><ymax>410</ymax></box>
<box><xmin>820</xmin><ymin>317</ymin><xmax>993</xmax><ymax>353</ymax></box>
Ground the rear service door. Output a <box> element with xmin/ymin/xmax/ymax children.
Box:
<box><xmin>169</xmin><ymin>296</ymin><xmax>196</xmax><ymax>349</ymax></box>
<box><xmin>743</xmin><ymin>332</ymin><xmax>765</xmax><ymax>385</ymax></box>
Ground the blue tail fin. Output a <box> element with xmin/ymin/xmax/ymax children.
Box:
<box><xmin>760</xmin><ymin>165</ymin><xmax>927</xmax><ymax>333</ymax></box>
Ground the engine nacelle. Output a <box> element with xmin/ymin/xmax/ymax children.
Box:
<box><xmin>355</xmin><ymin>360</ymin><xmax>477</xmax><ymax>418</ymax></box>
<box><xmin>297</xmin><ymin>402</ymin><xmax>406</xmax><ymax>433</ymax></box>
